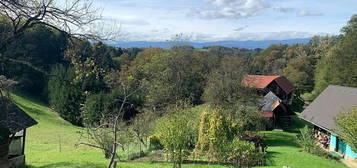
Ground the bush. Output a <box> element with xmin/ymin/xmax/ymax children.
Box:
<box><xmin>296</xmin><ymin>126</ymin><xmax>316</xmax><ymax>153</ymax></box>
<box><xmin>148</xmin><ymin>134</ymin><xmax>163</xmax><ymax>150</ymax></box>
<box><xmin>154</xmin><ymin>105</ymin><xmax>197</xmax><ymax>168</ymax></box>
<box><xmin>195</xmin><ymin>105</ymin><xmax>266</xmax><ymax>159</ymax></box>
<box><xmin>194</xmin><ymin>107</ymin><xmax>234</xmax><ymax>158</ymax></box>
<box><xmin>218</xmin><ymin>139</ymin><xmax>266</xmax><ymax>167</ymax></box>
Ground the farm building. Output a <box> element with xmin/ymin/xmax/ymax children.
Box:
<box><xmin>300</xmin><ymin>85</ymin><xmax>357</xmax><ymax>160</ymax></box>
<box><xmin>242</xmin><ymin>75</ymin><xmax>295</xmax><ymax>128</ymax></box>
<box><xmin>260</xmin><ymin>92</ymin><xmax>295</xmax><ymax>128</ymax></box>
<box><xmin>0</xmin><ymin>98</ymin><xmax>37</xmax><ymax>168</ymax></box>
<box><xmin>241</xmin><ymin>75</ymin><xmax>294</xmax><ymax>104</ymax></box>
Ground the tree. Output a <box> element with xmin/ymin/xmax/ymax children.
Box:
<box><xmin>251</xmin><ymin>44</ymin><xmax>288</xmax><ymax>75</ymax></box>
<box><xmin>313</xmin><ymin>15</ymin><xmax>357</xmax><ymax>96</ymax></box>
<box><xmin>296</xmin><ymin>126</ymin><xmax>316</xmax><ymax>154</ymax></box>
<box><xmin>47</xmin><ymin>65</ymin><xmax>83</xmax><ymax>125</ymax></box>
<box><xmin>230</xmin><ymin>104</ymin><xmax>266</xmax><ymax>132</ymax></box>
<box><xmin>336</xmin><ymin>108</ymin><xmax>357</xmax><ymax>152</ymax></box>
<box><xmin>0</xmin><ymin>24</ymin><xmax>68</xmax><ymax>93</ymax></box>
<box><xmin>155</xmin><ymin>104</ymin><xmax>197</xmax><ymax>168</ymax></box>
<box><xmin>82</xmin><ymin>92</ymin><xmax>110</xmax><ymax>125</ymax></box>
<box><xmin>130</xmin><ymin>110</ymin><xmax>157</xmax><ymax>153</ymax></box>
<box><xmin>203</xmin><ymin>56</ymin><xmax>254</xmax><ymax>106</ymax></box>
<box><xmin>194</xmin><ymin>105</ymin><xmax>265</xmax><ymax>164</ymax></box>
<box><xmin>283</xmin><ymin>56</ymin><xmax>315</xmax><ymax>94</ymax></box>
<box><xmin>139</xmin><ymin>46</ymin><xmax>206</xmax><ymax>109</ymax></box>
<box><xmin>194</xmin><ymin>107</ymin><xmax>233</xmax><ymax>159</ymax></box>
<box><xmin>78</xmin><ymin>77</ymin><xmax>142</xmax><ymax>168</ymax></box>
<box><xmin>0</xmin><ymin>0</ymin><xmax>120</xmax><ymax>83</ymax></box>
<box><xmin>0</xmin><ymin>0</ymin><xmax>108</xmax><ymax>52</ymax></box>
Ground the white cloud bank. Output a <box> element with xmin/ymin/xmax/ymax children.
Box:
<box><xmin>191</xmin><ymin>0</ymin><xmax>270</xmax><ymax>19</ymax></box>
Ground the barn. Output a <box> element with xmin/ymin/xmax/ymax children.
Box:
<box><xmin>0</xmin><ymin>97</ymin><xmax>37</xmax><ymax>168</ymax></box>
<box><xmin>242</xmin><ymin>75</ymin><xmax>295</xmax><ymax>128</ymax></box>
<box><xmin>260</xmin><ymin>92</ymin><xmax>295</xmax><ymax>128</ymax></box>
<box><xmin>241</xmin><ymin>75</ymin><xmax>294</xmax><ymax>104</ymax></box>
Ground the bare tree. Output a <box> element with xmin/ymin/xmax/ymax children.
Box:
<box><xmin>0</xmin><ymin>0</ymin><xmax>118</xmax><ymax>48</ymax></box>
<box><xmin>130</xmin><ymin>110</ymin><xmax>156</xmax><ymax>153</ymax></box>
<box><xmin>0</xmin><ymin>0</ymin><xmax>120</xmax><ymax>72</ymax></box>
<box><xmin>77</xmin><ymin>81</ymin><xmax>142</xmax><ymax>168</ymax></box>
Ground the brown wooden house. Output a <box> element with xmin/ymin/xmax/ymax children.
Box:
<box><xmin>241</xmin><ymin>75</ymin><xmax>294</xmax><ymax>104</ymax></box>
<box><xmin>0</xmin><ymin>98</ymin><xmax>37</xmax><ymax>168</ymax></box>
<box><xmin>242</xmin><ymin>75</ymin><xmax>295</xmax><ymax>128</ymax></box>
<box><xmin>260</xmin><ymin>92</ymin><xmax>295</xmax><ymax>128</ymax></box>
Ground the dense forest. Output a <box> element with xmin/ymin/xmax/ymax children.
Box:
<box><xmin>0</xmin><ymin>1</ymin><xmax>356</xmax><ymax>166</ymax></box>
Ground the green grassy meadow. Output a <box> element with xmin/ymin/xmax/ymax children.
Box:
<box><xmin>12</xmin><ymin>94</ymin><xmax>347</xmax><ymax>168</ymax></box>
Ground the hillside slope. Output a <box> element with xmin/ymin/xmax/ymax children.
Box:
<box><xmin>12</xmin><ymin>94</ymin><xmax>346</xmax><ymax>168</ymax></box>
<box><xmin>12</xmin><ymin>94</ymin><xmax>108</xmax><ymax>168</ymax></box>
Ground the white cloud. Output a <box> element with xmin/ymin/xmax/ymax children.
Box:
<box><xmin>234</xmin><ymin>25</ymin><xmax>248</xmax><ymax>31</ymax></box>
<box><xmin>297</xmin><ymin>10</ymin><xmax>323</xmax><ymax>17</ymax></box>
<box><xmin>273</xmin><ymin>7</ymin><xmax>296</xmax><ymax>13</ymax></box>
<box><xmin>205</xmin><ymin>31</ymin><xmax>313</xmax><ymax>41</ymax></box>
<box><xmin>117</xmin><ymin>30</ymin><xmax>314</xmax><ymax>42</ymax></box>
<box><xmin>192</xmin><ymin>0</ymin><xmax>270</xmax><ymax>19</ymax></box>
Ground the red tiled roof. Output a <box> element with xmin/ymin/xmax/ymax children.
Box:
<box><xmin>262</xmin><ymin>111</ymin><xmax>273</xmax><ymax>118</ymax></box>
<box><xmin>241</xmin><ymin>75</ymin><xmax>294</xmax><ymax>94</ymax></box>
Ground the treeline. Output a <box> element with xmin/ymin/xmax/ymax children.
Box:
<box><xmin>2</xmin><ymin>15</ymin><xmax>357</xmax><ymax>126</ymax></box>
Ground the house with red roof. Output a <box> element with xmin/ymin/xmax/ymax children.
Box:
<box><xmin>242</xmin><ymin>75</ymin><xmax>295</xmax><ymax>129</ymax></box>
<box><xmin>241</xmin><ymin>75</ymin><xmax>294</xmax><ymax>104</ymax></box>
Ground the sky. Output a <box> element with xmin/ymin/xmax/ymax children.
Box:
<box><xmin>95</xmin><ymin>0</ymin><xmax>357</xmax><ymax>42</ymax></box>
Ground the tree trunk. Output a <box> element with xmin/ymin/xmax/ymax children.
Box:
<box><xmin>0</xmin><ymin>135</ymin><xmax>10</xmax><ymax>168</ymax></box>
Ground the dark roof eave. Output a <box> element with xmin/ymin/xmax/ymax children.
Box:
<box><xmin>299</xmin><ymin>114</ymin><xmax>333</xmax><ymax>133</ymax></box>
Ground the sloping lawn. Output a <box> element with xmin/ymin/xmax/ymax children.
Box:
<box><xmin>261</xmin><ymin>131</ymin><xmax>346</xmax><ymax>168</ymax></box>
<box><xmin>12</xmin><ymin>94</ymin><xmax>347</xmax><ymax>168</ymax></box>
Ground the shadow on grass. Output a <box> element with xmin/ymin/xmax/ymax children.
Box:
<box><xmin>12</xmin><ymin>92</ymin><xmax>49</xmax><ymax>107</ymax></box>
<box><xmin>15</xmin><ymin>103</ymin><xmax>56</xmax><ymax>122</ymax></box>
<box><xmin>183</xmin><ymin>160</ymin><xmax>223</xmax><ymax>165</ymax></box>
<box><xmin>263</xmin><ymin>132</ymin><xmax>300</xmax><ymax>148</ymax></box>
<box><xmin>23</xmin><ymin>162</ymin><xmax>105</xmax><ymax>168</ymax></box>
<box><xmin>265</xmin><ymin>151</ymin><xmax>281</xmax><ymax>166</ymax></box>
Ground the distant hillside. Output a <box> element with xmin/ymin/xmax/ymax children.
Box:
<box><xmin>111</xmin><ymin>38</ymin><xmax>311</xmax><ymax>49</ymax></box>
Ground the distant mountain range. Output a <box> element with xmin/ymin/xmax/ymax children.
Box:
<box><xmin>110</xmin><ymin>38</ymin><xmax>311</xmax><ymax>49</ymax></box>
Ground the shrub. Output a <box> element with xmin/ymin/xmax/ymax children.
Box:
<box><xmin>230</xmin><ymin>104</ymin><xmax>267</xmax><ymax>132</ymax></box>
<box><xmin>154</xmin><ymin>105</ymin><xmax>197</xmax><ymax>168</ymax></box>
<box><xmin>148</xmin><ymin>134</ymin><xmax>163</xmax><ymax>150</ymax></box>
<box><xmin>218</xmin><ymin>139</ymin><xmax>266</xmax><ymax>167</ymax></box>
<box><xmin>296</xmin><ymin>126</ymin><xmax>316</xmax><ymax>153</ymax></box>
<box><xmin>194</xmin><ymin>107</ymin><xmax>233</xmax><ymax>159</ymax></box>
<box><xmin>194</xmin><ymin>105</ymin><xmax>266</xmax><ymax>159</ymax></box>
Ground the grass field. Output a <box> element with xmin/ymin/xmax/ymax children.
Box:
<box><xmin>12</xmin><ymin>93</ymin><xmax>347</xmax><ymax>168</ymax></box>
